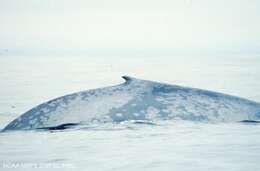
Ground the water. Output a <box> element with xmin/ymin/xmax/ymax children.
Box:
<box><xmin>1</xmin><ymin>55</ymin><xmax>260</xmax><ymax>170</ymax></box>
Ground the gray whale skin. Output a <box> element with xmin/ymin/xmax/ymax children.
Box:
<box><xmin>3</xmin><ymin>76</ymin><xmax>260</xmax><ymax>131</ymax></box>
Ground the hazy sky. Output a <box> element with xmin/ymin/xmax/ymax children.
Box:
<box><xmin>0</xmin><ymin>0</ymin><xmax>260</xmax><ymax>55</ymax></box>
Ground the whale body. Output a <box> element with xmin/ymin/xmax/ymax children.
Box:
<box><xmin>3</xmin><ymin>76</ymin><xmax>260</xmax><ymax>131</ymax></box>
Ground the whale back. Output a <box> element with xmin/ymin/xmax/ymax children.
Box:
<box><xmin>3</xmin><ymin>76</ymin><xmax>260</xmax><ymax>131</ymax></box>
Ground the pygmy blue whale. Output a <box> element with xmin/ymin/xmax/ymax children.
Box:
<box><xmin>3</xmin><ymin>76</ymin><xmax>260</xmax><ymax>131</ymax></box>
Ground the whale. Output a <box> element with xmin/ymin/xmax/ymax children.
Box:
<box><xmin>3</xmin><ymin>76</ymin><xmax>260</xmax><ymax>131</ymax></box>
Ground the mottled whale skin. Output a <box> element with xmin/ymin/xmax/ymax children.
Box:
<box><xmin>3</xmin><ymin>76</ymin><xmax>260</xmax><ymax>131</ymax></box>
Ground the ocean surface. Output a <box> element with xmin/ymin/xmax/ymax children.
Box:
<box><xmin>1</xmin><ymin>55</ymin><xmax>260</xmax><ymax>170</ymax></box>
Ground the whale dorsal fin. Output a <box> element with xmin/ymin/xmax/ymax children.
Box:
<box><xmin>122</xmin><ymin>75</ymin><xmax>135</xmax><ymax>84</ymax></box>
